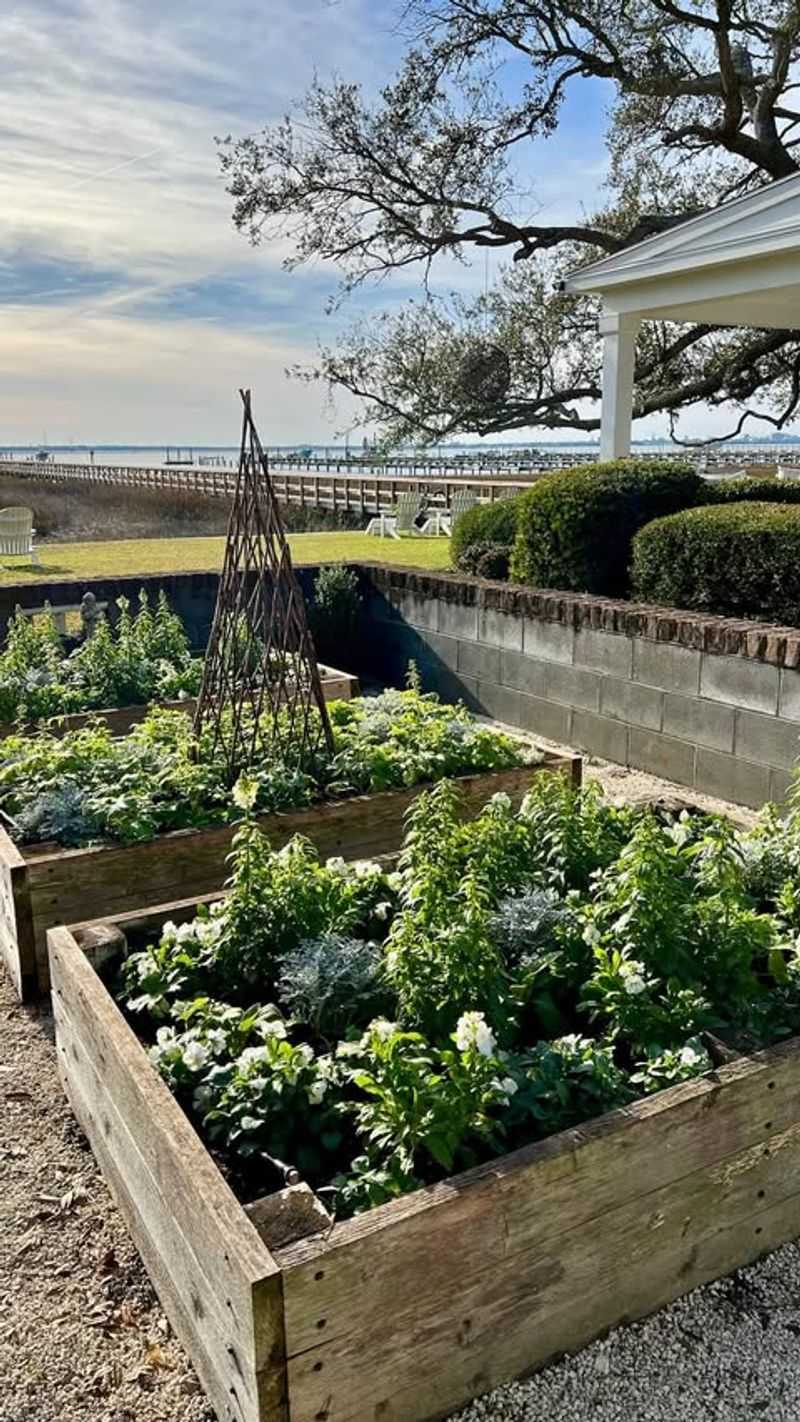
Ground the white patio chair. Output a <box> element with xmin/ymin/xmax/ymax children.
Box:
<box><xmin>0</xmin><ymin>507</ymin><xmax>40</xmax><ymax>566</ymax></box>
<box><xmin>422</xmin><ymin>487</ymin><xmax>478</xmax><ymax>536</ymax></box>
<box><xmin>365</xmin><ymin>490</ymin><xmax>423</xmax><ymax>538</ymax></box>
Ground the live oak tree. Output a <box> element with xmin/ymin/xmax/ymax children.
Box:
<box><xmin>219</xmin><ymin>0</ymin><xmax>800</xmax><ymax>444</ymax></box>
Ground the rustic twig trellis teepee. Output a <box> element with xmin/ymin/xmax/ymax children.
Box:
<box><xmin>193</xmin><ymin>389</ymin><xmax>334</xmax><ymax>783</ymax></box>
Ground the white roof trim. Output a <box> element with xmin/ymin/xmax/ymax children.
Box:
<box><xmin>563</xmin><ymin>171</ymin><xmax>800</xmax><ymax>295</ymax></box>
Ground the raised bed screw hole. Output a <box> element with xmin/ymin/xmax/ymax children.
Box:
<box><xmin>314</xmin><ymin>1270</ymin><xmax>325</xmax><ymax>1281</ymax></box>
<box><xmin>755</xmin><ymin>1226</ymin><xmax>763</xmax><ymax>1236</ymax></box>
<box><xmin>757</xmin><ymin>1190</ymin><xmax>765</xmax><ymax>1200</ymax></box>
<box><xmin>313</xmin><ymin>1362</ymin><xmax>323</xmax><ymax>1373</ymax></box>
<box><xmin>317</xmin><ymin>1318</ymin><xmax>327</xmax><ymax>1330</ymax></box>
<box><xmin>768</xmin><ymin>1081</ymin><xmax>776</xmax><ymax>1090</ymax></box>
<box><xmin>765</xmin><ymin>1121</ymin><xmax>773</xmax><ymax>1131</ymax></box>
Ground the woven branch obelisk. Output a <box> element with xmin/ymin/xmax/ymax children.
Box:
<box><xmin>193</xmin><ymin>389</ymin><xmax>334</xmax><ymax>782</ymax></box>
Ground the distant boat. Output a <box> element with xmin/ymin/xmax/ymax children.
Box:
<box><xmin>34</xmin><ymin>449</ymin><xmax>51</xmax><ymax>462</ymax></box>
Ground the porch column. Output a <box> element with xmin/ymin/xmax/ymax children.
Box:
<box><xmin>598</xmin><ymin>309</ymin><xmax>640</xmax><ymax>460</ymax></box>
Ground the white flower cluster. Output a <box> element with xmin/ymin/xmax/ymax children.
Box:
<box><xmin>232</xmin><ymin>775</ymin><xmax>259</xmax><ymax>811</ymax></box>
<box><xmin>619</xmin><ymin>960</ymin><xmax>648</xmax><ymax>996</ymax></box>
<box><xmin>679</xmin><ymin>1043</ymin><xmax>705</xmax><ymax>1068</ymax></box>
<box><xmin>454</xmin><ymin>1011</ymin><xmax>497</xmax><ymax>1058</ymax></box>
<box><xmin>491</xmin><ymin>1075</ymin><xmax>518</xmax><ymax>1105</ymax></box>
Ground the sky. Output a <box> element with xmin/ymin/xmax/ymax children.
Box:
<box><xmin>0</xmin><ymin>0</ymin><xmax>742</xmax><ymax>446</ymax></box>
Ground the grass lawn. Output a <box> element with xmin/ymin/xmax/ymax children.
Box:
<box><xmin>0</xmin><ymin>532</ymin><xmax>453</xmax><ymax>586</ymax></box>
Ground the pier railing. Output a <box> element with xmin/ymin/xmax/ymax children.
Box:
<box><xmin>0</xmin><ymin>459</ymin><xmax>537</xmax><ymax>515</ymax></box>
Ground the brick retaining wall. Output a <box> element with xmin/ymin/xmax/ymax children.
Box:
<box><xmin>358</xmin><ymin>565</ymin><xmax>800</xmax><ymax>807</ymax></box>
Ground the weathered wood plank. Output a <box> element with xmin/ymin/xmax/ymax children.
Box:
<box><xmin>15</xmin><ymin>754</ymin><xmax>576</xmax><ymax>993</ymax></box>
<box><xmin>289</xmin><ymin>1189</ymin><xmax>800</xmax><ymax>1422</ymax></box>
<box><xmin>0</xmin><ymin>824</ymin><xmax>36</xmax><ymax>998</ymax></box>
<box><xmin>49</xmin><ymin>926</ymin><xmax>286</xmax><ymax>1422</ymax></box>
<box><xmin>278</xmin><ymin>1047</ymin><xmax>800</xmax><ymax>1422</ymax></box>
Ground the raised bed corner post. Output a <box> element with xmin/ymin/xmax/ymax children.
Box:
<box><xmin>193</xmin><ymin>388</ymin><xmax>334</xmax><ymax>785</ymax></box>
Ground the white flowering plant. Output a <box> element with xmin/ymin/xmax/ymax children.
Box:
<box><xmin>201</xmin><ymin>1034</ymin><xmax>346</xmax><ymax>1182</ymax></box>
<box><xmin>631</xmin><ymin>1038</ymin><xmax>713</xmax><ymax>1095</ymax></box>
<box><xmin>337</xmin><ymin>1014</ymin><xmax>516</xmax><ymax>1195</ymax></box>
<box><xmin>114</xmin><ymin>773</ymin><xmax>800</xmax><ymax>1219</ymax></box>
<box><xmin>581</xmin><ymin>944</ymin><xmax>713</xmax><ymax>1054</ymax></box>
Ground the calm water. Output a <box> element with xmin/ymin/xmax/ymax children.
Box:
<box><xmin>2</xmin><ymin>440</ymin><xmax>796</xmax><ymax>470</ymax></box>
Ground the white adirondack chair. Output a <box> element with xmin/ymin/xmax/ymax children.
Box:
<box><xmin>365</xmin><ymin>490</ymin><xmax>423</xmax><ymax>538</ymax></box>
<box><xmin>0</xmin><ymin>508</ymin><xmax>40</xmax><ymax>566</ymax></box>
<box><xmin>422</xmin><ymin>487</ymin><xmax>478</xmax><ymax>536</ymax></box>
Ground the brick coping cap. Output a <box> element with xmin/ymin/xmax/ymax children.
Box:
<box><xmin>357</xmin><ymin>562</ymin><xmax>800</xmax><ymax>670</ymax></box>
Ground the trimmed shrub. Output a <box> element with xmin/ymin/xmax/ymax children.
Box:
<box><xmin>631</xmin><ymin>501</ymin><xmax>800</xmax><ymax>624</ymax></box>
<box><xmin>510</xmin><ymin>459</ymin><xmax>701</xmax><ymax>596</ymax></box>
<box><xmin>704</xmin><ymin>476</ymin><xmax>800</xmax><ymax>506</ymax></box>
<box><xmin>457</xmin><ymin>541</ymin><xmax>511</xmax><ymax>580</ymax></box>
<box><xmin>451</xmin><ymin>497</ymin><xmax>520</xmax><ymax>574</ymax></box>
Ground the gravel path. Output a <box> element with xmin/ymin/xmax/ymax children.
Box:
<box><xmin>452</xmin><ymin>1247</ymin><xmax>800</xmax><ymax>1422</ymax></box>
<box><xmin>0</xmin><ymin>759</ymin><xmax>790</xmax><ymax>1422</ymax></box>
<box><xmin>0</xmin><ymin>976</ymin><xmax>212</xmax><ymax>1422</ymax></box>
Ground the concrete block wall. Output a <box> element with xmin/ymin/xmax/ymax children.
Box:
<box><xmin>359</xmin><ymin>565</ymin><xmax>800</xmax><ymax>808</ymax></box>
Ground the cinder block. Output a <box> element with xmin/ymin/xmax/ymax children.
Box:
<box><xmin>419</xmin><ymin>663</ymin><xmax>476</xmax><ymax>708</ymax></box>
<box><xmin>417</xmin><ymin>630</ymin><xmax>459</xmax><ymax>672</ymax></box>
<box><xmin>662</xmin><ymin>692</ymin><xmax>734</xmax><ymax>754</ymax></box>
<box><xmin>778</xmin><ymin>668</ymin><xmax>800</xmax><ymax>723</ymax></box>
<box><xmin>695</xmin><ymin>748</ymin><xmax>772</xmax><ymax>808</ymax></box>
<box><xmin>545</xmin><ymin>662</ymin><xmax>602</xmax><ymax>712</ymax></box>
<box><xmin>478</xmin><ymin>608</ymin><xmax>523</xmax><ymax>652</ymax></box>
<box><xmin>632</xmin><ymin>639</ymin><xmax>701</xmax><ymax>695</ymax></box>
<box><xmin>574</xmin><ymin>628</ymin><xmax>632</xmax><ymax>679</ymax></box>
<box><xmin>438</xmin><ymin>601</ymin><xmax>479</xmax><ymax>640</ymax></box>
<box><xmin>734</xmin><ymin>711</ymin><xmax>800</xmax><ymax>770</ymax></box>
<box><xmin>522</xmin><ymin>618</ymin><xmax>575</xmax><ymax>666</ymax></box>
<box><xmin>476</xmin><ymin>681</ymin><xmax>522</xmax><ymax>728</ymax></box>
<box><xmin>515</xmin><ymin>693</ymin><xmax>572</xmax><ymax>745</ymax></box>
<box><xmin>500</xmin><ymin>650</ymin><xmax>547</xmax><ymax>699</ymax></box>
<box><xmin>770</xmin><ymin>768</ymin><xmax>795</xmax><ymax>804</ymax></box>
<box><xmin>457</xmin><ymin>640</ymin><xmax>500</xmax><ymax>684</ymax></box>
<box><xmin>397</xmin><ymin>590</ymin><xmax>439</xmax><ymax>631</ymax></box>
<box><xmin>628</xmin><ymin>728</ymin><xmax>695</xmax><ymax>788</ymax></box>
<box><xmin>600</xmin><ymin>678</ymin><xmax>663</xmax><ymax>731</ymax></box>
<box><xmin>699</xmin><ymin>654</ymin><xmax>779</xmax><ymax>715</ymax></box>
<box><xmin>571</xmin><ymin>708</ymin><xmax>629</xmax><ymax>764</ymax></box>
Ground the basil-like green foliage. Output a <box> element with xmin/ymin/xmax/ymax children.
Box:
<box><xmin>113</xmin><ymin>772</ymin><xmax>800</xmax><ymax>1218</ymax></box>
<box><xmin>0</xmin><ymin>590</ymin><xmax>202</xmax><ymax>724</ymax></box>
<box><xmin>0</xmin><ymin>688</ymin><xmax>531</xmax><ymax>848</ymax></box>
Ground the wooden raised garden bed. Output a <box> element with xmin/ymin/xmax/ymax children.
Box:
<box><xmin>0</xmin><ymin>663</ymin><xmax>359</xmax><ymax>741</ymax></box>
<box><xmin>49</xmin><ymin>914</ymin><xmax>800</xmax><ymax>1422</ymax></box>
<box><xmin>0</xmin><ymin>749</ymin><xmax>580</xmax><ymax>999</ymax></box>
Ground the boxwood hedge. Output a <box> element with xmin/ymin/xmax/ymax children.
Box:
<box><xmin>631</xmin><ymin>501</ymin><xmax>800</xmax><ymax>624</ymax></box>
<box><xmin>705</xmin><ymin>476</ymin><xmax>800</xmax><ymax>506</ymax></box>
<box><xmin>509</xmin><ymin>459</ymin><xmax>701</xmax><ymax>596</ymax></box>
<box><xmin>451</xmin><ymin>496</ymin><xmax>521</xmax><ymax>577</ymax></box>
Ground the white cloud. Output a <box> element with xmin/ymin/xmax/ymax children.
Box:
<box><xmin>0</xmin><ymin>302</ymin><xmax>359</xmax><ymax>443</ymax></box>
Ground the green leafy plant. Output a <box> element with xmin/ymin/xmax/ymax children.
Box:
<box><xmin>309</xmin><ymin>564</ymin><xmax>362</xmax><ymax>662</ymax></box>
<box><xmin>451</xmin><ymin>498</ymin><xmax>521</xmax><ymax>576</ymax></box>
<box><xmin>0</xmin><ymin>589</ymin><xmax>202</xmax><ymax>726</ymax></box>
<box><xmin>0</xmin><ymin>688</ymin><xmax>527</xmax><ymax>850</ymax></box>
<box><xmin>631</xmin><ymin>1038</ymin><xmax>713</xmax><ymax>1095</ymax></box>
<box><xmin>510</xmin><ymin>459</ymin><xmax>700</xmax><ymax>595</ymax></box>
<box><xmin>113</xmin><ymin>772</ymin><xmax>800</xmax><ymax>1221</ymax></box>
<box><xmin>631</xmin><ymin>502</ymin><xmax>800</xmax><ymax>624</ymax></box>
